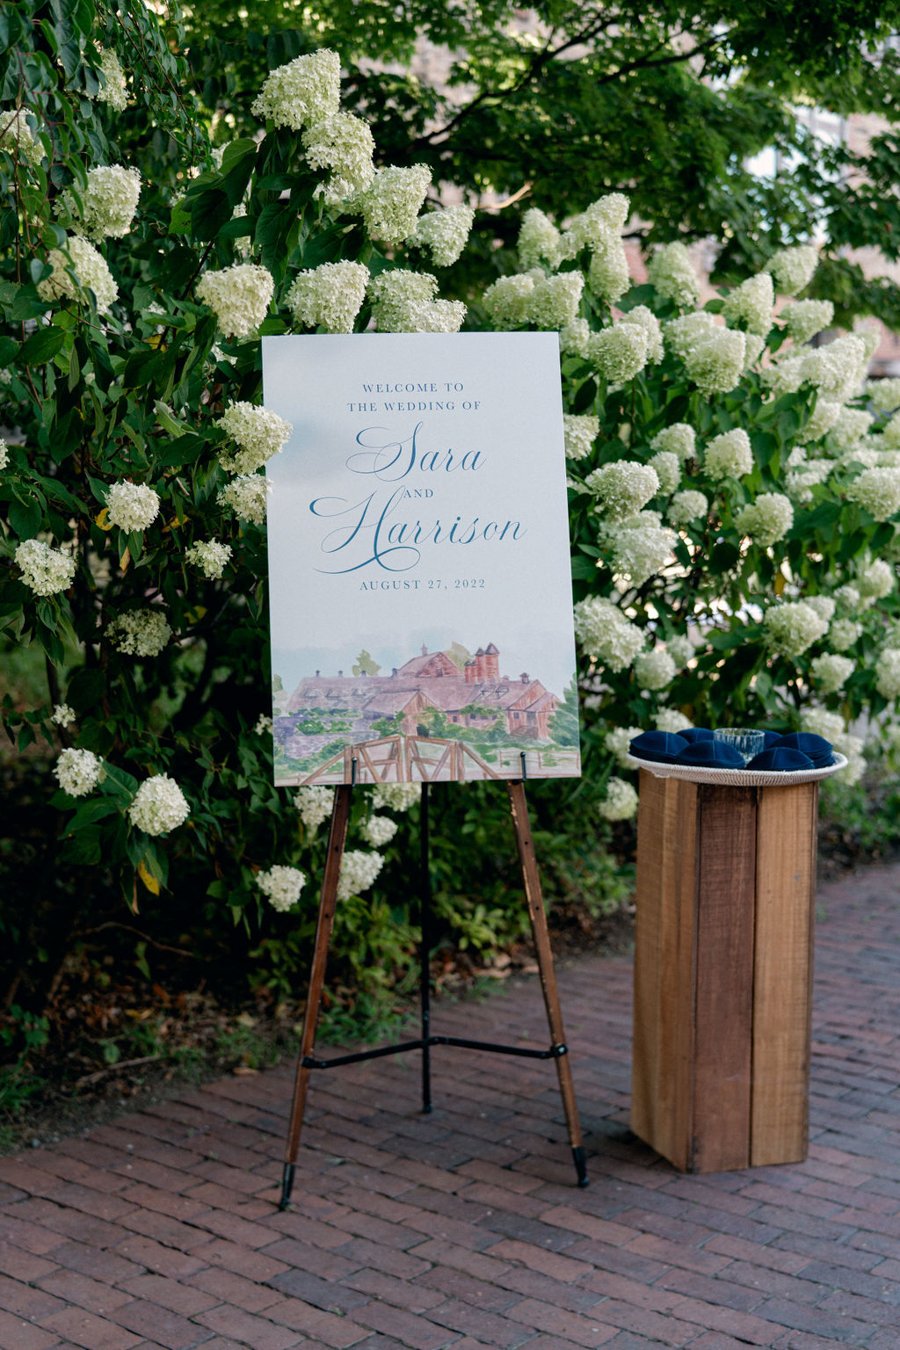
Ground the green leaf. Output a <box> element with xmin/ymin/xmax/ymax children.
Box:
<box><xmin>8</xmin><ymin>495</ymin><xmax>43</xmax><ymax>538</ymax></box>
<box><xmin>19</xmin><ymin>326</ymin><xmax>66</xmax><ymax>366</ymax></box>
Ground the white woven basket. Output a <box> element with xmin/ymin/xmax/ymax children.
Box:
<box><xmin>626</xmin><ymin>751</ymin><xmax>848</xmax><ymax>789</ymax></box>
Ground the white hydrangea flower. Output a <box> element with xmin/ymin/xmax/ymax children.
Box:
<box><xmin>482</xmin><ymin>273</ymin><xmax>536</xmax><ymax>328</ymax></box>
<box><xmin>254</xmin><ymin>714</ymin><xmax>273</xmax><ymax>735</ymax></box>
<box><xmin>51</xmin><ymin>703</ymin><xmax>76</xmax><ymax>728</ymax></box>
<box><xmin>648</xmin><ymin>450</ymin><xmax>680</xmax><ymax>495</ymax></box>
<box><xmin>635</xmin><ymin>648</ymin><xmax>676</xmax><ymax>690</ymax></box>
<box><xmin>218</xmin><ymin>473</ymin><xmax>269</xmax><ymax>525</ymax></box>
<box><xmin>880</xmin><ymin>414</ymin><xmax>900</xmax><ymax>451</ymax></box>
<box><xmin>561</xmin><ymin>193</ymin><xmax>631</xmax><ymax>255</ymax></box>
<box><xmin>664</xmin><ymin>311</ymin><xmax>718</xmax><ymax>362</ymax></box>
<box><xmin>801</xmin><ymin>706</ymin><xmax>845</xmax><ymax>743</ymax></box>
<box><xmin>337</xmin><ymin>849</ymin><xmax>385</xmax><ymax>901</ymax></box>
<box><xmin>857</xmin><ymin>559</ymin><xmax>894</xmax><ymax>600</ymax></box>
<box><xmin>655</xmin><ymin>708</ymin><xmax>694</xmax><ymax>733</ymax></box>
<box><xmin>782</xmin><ymin>299</ymin><xmax>834</xmax><ymax>346</ymax></box>
<box><xmin>559</xmin><ymin>318</ymin><xmax>591</xmax><ymax>358</ymax></box>
<box><xmin>763</xmin><ymin>601</ymin><xmax>829</xmax><ymax>657</ymax></box>
<box><xmin>371</xmin><ymin>782</ymin><xmax>421</xmax><ymax>812</ymax></box>
<box><xmin>604</xmin><ymin>725</ymin><xmax>643</xmax><ymax>768</ymax></box>
<box><xmin>683</xmin><ymin>328</ymin><xmax>747</xmax><ymax>396</ymax></box>
<box><xmin>106</xmin><ymin>481</ymin><xmax>160</xmax><ymax>532</ymax></box>
<box><xmin>92</xmin><ymin>48</ymin><xmax>128</xmax><ymax>112</ymax></box>
<box><xmin>60</xmin><ymin>165</ymin><xmax>140</xmax><ymax>241</ymax></box>
<box><xmin>621</xmin><ymin>306</ymin><xmax>664</xmax><ymax>365</ymax></box>
<box><xmin>721</xmin><ymin>273</ymin><xmax>774</xmax><ymax>337</ymax></box>
<box><xmin>361</xmin><ymin>815</ymin><xmax>399</xmax><ymax>848</ymax></box>
<box><xmin>587</xmin><ymin>322</ymin><xmax>649</xmax><ymax>386</ymax></box>
<box><xmin>668</xmin><ymin>489</ymin><xmax>708</xmax><ymax>526</ymax></box>
<box><xmin>0</xmin><ymin>108</ymin><xmax>44</xmax><ymax>167</ymax></box>
<box><xmin>573</xmin><ymin>596</ymin><xmax>645</xmax><ymax>671</ymax></box>
<box><xmin>798</xmin><ymin>398</ymin><xmax>842</xmax><ymax>446</ymax></box>
<box><xmin>810</xmin><ymin>653</ymin><xmax>854</xmax><ymax>695</ymax></box>
<box><xmin>286</xmin><ymin>260</ymin><xmax>369</xmax><ymax>334</ymax></box>
<box><xmin>527</xmin><ymin>272</ymin><xmax>585</xmax><ymax>332</ymax></box>
<box><xmin>828</xmin><ymin>407</ymin><xmax>873</xmax><ymax>454</ymax></box>
<box><xmin>294</xmin><ymin>785</ymin><xmax>335</xmax><ymax>833</ymax></box>
<box><xmin>196</xmin><ymin>263</ymin><xmax>274</xmax><ymax>339</ymax></box>
<box><xmin>834</xmin><ymin>578</ymin><xmax>863</xmax><ymax>611</ymax></box>
<box><xmin>734</xmin><ymin>492</ymin><xmax>793</xmax><ymax>547</ymax></box>
<box><xmin>185</xmin><ymin>539</ymin><xmax>232</xmax><ymax>579</ymax></box>
<box><xmin>867</xmin><ymin>379</ymin><xmax>900</xmax><ymax>414</ymax></box>
<box><xmin>599</xmin><ymin>777</ymin><xmax>638</xmax><ymax>821</ymax></box>
<box><xmin>875</xmin><ymin>648</ymin><xmax>900</xmax><ymax>700</ymax></box>
<box><xmin>217</xmin><ymin>401</ymin><xmax>292</xmax><ymax>474</ymax></box>
<box><xmin>587</xmin><ymin>233</ymin><xmax>630</xmax><ymax>304</ymax></box>
<box><xmin>834</xmin><ymin>731</ymin><xmax>866</xmax><ymax>785</ymax></box>
<box><xmin>586</xmin><ymin>460</ymin><xmax>659</xmax><ymax>519</ymax></box>
<box><xmin>413</xmin><ymin>205</ymin><xmax>475</xmax><ymax>267</ymax></box>
<box><xmin>604</xmin><ymin>512</ymin><xmax>677</xmax><ymax>585</ymax></box>
<box><xmin>0</xmin><ymin>437</ymin><xmax>7</xmax><ymax>469</ymax></box>
<box><xmin>764</xmin><ymin>353</ymin><xmax>808</xmax><ymax>398</ymax></box>
<box><xmin>251</xmin><ymin>49</ymin><xmax>341</xmax><ymax>130</ymax></box>
<box><xmin>108</xmin><ymin>608</ymin><xmax>172</xmax><ymax>657</ymax></box>
<box><xmin>804</xmin><ymin>595</ymin><xmax>836</xmax><ymax>625</ymax></box>
<box><xmin>785</xmin><ymin>453</ymin><xmax>832</xmax><ymax>504</ymax></box>
<box><xmin>563</xmin><ymin>414</ymin><xmax>599</xmax><ymax>461</ymax></box>
<box><xmin>647</xmin><ymin>241</ymin><xmax>700</xmax><ymax>308</ymax></box>
<box><xmin>354</xmin><ymin>164</ymin><xmax>431</xmax><ymax>244</ymax></box>
<box><xmin>763</xmin><ymin>244</ymin><xmax>819</xmax><ymax>296</ymax></box>
<box><xmin>15</xmin><ymin>539</ymin><xmax>76</xmax><ymax>596</ymax></box>
<box><xmin>128</xmin><ymin>773</ymin><xmax>190</xmax><ymax>835</ymax></box>
<box><xmin>54</xmin><ymin>748</ymin><xmax>104</xmax><ymax>796</ymax></box>
<box><xmin>651</xmin><ymin>423</ymin><xmax>696</xmax><ymax>462</ymax></box>
<box><xmin>518</xmin><ymin>208</ymin><xmax>562</xmax><ymax>271</ymax></box>
<box><xmin>368</xmin><ymin>269</ymin><xmax>465</xmax><ymax>334</ymax></box>
<box><xmin>743</xmin><ymin>334</ymin><xmax>766</xmax><ymax>370</ymax></box>
<box><xmin>703</xmin><ymin>428</ymin><xmax>753</xmax><ymax>480</ymax></box>
<box><xmin>302</xmin><ymin>112</ymin><xmax>375</xmax><ymax>201</ymax></box>
<box><xmin>802</xmin><ymin>336</ymin><xmax>867</xmax><ymax>404</ymax></box>
<box><xmin>831</xmin><ymin>618</ymin><xmax>863</xmax><ymax>650</ymax></box>
<box><xmin>38</xmin><ymin>235</ymin><xmax>118</xmax><ymax>313</ymax></box>
<box><xmin>666</xmin><ymin>636</ymin><xmax>695</xmax><ymax>668</ymax></box>
<box><xmin>256</xmin><ymin>864</ymin><xmax>306</xmax><ymax>912</ymax></box>
<box><xmin>845</xmin><ymin>467</ymin><xmax>900</xmax><ymax>521</ymax></box>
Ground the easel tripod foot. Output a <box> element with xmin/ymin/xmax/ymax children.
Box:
<box><xmin>279</xmin><ymin>1162</ymin><xmax>296</xmax><ymax>1212</ymax></box>
<box><xmin>572</xmin><ymin>1145</ymin><xmax>589</xmax><ymax>1187</ymax></box>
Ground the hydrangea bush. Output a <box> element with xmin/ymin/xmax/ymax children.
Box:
<box><xmin>2</xmin><ymin>14</ymin><xmax>898</xmax><ymax>1018</ymax></box>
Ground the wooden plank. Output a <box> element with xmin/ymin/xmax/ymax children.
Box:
<box><xmin>691</xmin><ymin>785</ymin><xmax>757</xmax><ymax>1173</ymax></box>
<box><xmin>631</xmin><ymin>772</ymin><xmax>698</xmax><ymax>1170</ymax></box>
<box><xmin>751</xmin><ymin>782</ymin><xmax>818</xmax><ymax>1166</ymax></box>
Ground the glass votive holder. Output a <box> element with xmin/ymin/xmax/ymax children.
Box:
<box><xmin>713</xmin><ymin>728</ymin><xmax>766</xmax><ymax>765</ymax></box>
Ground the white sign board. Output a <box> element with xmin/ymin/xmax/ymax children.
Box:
<box><xmin>263</xmin><ymin>332</ymin><xmax>580</xmax><ymax>786</ymax></box>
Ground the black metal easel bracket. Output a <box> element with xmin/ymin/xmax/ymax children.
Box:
<box><xmin>301</xmin><ymin>1035</ymin><xmax>569</xmax><ymax>1071</ymax></box>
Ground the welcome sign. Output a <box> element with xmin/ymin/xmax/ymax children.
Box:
<box><xmin>262</xmin><ymin>331</ymin><xmax>580</xmax><ymax>786</ymax></box>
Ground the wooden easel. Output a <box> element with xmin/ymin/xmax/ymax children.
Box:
<box><xmin>279</xmin><ymin>775</ymin><xmax>588</xmax><ymax>1209</ymax></box>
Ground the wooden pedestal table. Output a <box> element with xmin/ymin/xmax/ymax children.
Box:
<box><xmin>629</xmin><ymin>753</ymin><xmax>846</xmax><ymax>1173</ymax></box>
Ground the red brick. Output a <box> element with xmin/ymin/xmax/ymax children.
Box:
<box><xmin>0</xmin><ymin>1273</ymin><xmax>67</xmax><ymax>1321</ymax></box>
<box><xmin>188</xmin><ymin>1237</ymin><xmax>289</xmax><ymax>1283</ymax></box>
<box><xmin>113</xmin><ymin>1235</ymin><xmax>207</xmax><ymax>1279</ymax></box>
<box><xmin>505</xmin><ymin>1297</ymin><xmax>618</xmax><ymax>1345</ymax></box>
<box><xmin>352</xmin><ymin>1299</ymin><xmax>459</xmax><ymax>1349</ymax></box>
<box><xmin>0</xmin><ymin>1243</ymin><xmax>57</xmax><ymax>1283</ymax></box>
<box><xmin>40</xmin><ymin>1306</ymin><xmax>144</xmax><ymax>1349</ymax></box>
<box><xmin>485</xmin><ymin>1238</ymin><xmax>593</xmax><ymax>1283</ymax></box>
<box><xmin>34</xmin><ymin>1269</ymin><xmax>133</xmax><ymax>1315</ymax></box>
<box><xmin>264</xmin><ymin>1297</ymin><xmax>369</xmax><ymax>1346</ymax></box>
<box><xmin>109</xmin><ymin>1297</ymin><xmax>215</xmax><ymax>1348</ymax></box>
<box><xmin>193</xmin><ymin>1304</ymin><xmax>300</xmax><ymax>1348</ymax></box>
<box><xmin>187</xmin><ymin>1266</ymin><xmax>284</xmax><ymax>1314</ymax></box>
<box><xmin>117</xmin><ymin>1273</ymin><xmax>219</xmax><ymax>1316</ymax></box>
<box><xmin>0</xmin><ymin>1307</ymin><xmax>61</xmax><ymax>1350</ymax></box>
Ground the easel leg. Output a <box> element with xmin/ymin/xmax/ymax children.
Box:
<box><xmin>280</xmin><ymin>784</ymin><xmax>352</xmax><ymax>1210</ymax></box>
<box><xmin>507</xmin><ymin>781</ymin><xmax>589</xmax><ymax>1187</ymax></box>
<box><xmin>420</xmin><ymin>782</ymin><xmax>432</xmax><ymax>1114</ymax></box>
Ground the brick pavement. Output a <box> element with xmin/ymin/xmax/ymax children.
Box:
<box><xmin>1</xmin><ymin>862</ymin><xmax>898</xmax><ymax>1348</ymax></box>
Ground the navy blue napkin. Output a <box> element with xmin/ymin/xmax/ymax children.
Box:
<box><xmin>746</xmin><ymin>747</ymin><xmax>815</xmax><ymax>772</ymax></box>
<box><xmin>673</xmin><ymin>739</ymin><xmax>745</xmax><ymax>768</ymax></box>
<box><xmin>629</xmin><ymin>731</ymin><xmax>689</xmax><ymax>763</ymax></box>
<box><xmin>774</xmin><ymin>732</ymin><xmax>834</xmax><ymax>767</ymax></box>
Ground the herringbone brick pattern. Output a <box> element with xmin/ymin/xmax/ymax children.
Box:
<box><xmin>1</xmin><ymin>863</ymin><xmax>898</xmax><ymax>1348</ymax></box>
